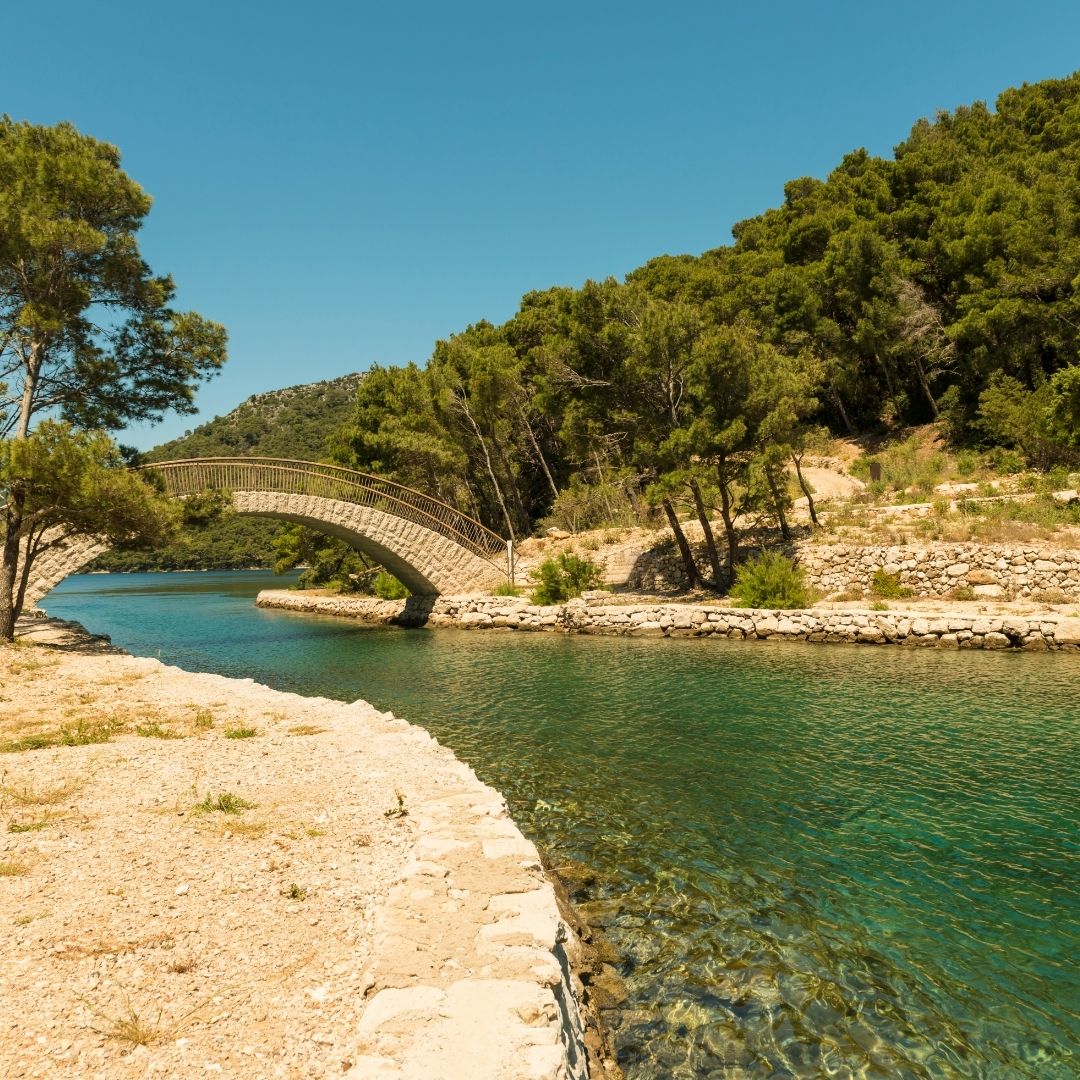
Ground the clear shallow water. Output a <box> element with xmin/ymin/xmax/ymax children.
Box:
<box><xmin>44</xmin><ymin>572</ymin><xmax>1080</xmax><ymax>1079</ymax></box>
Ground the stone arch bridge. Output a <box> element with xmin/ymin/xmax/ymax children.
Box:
<box><xmin>25</xmin><ymin>458</ymin><xmax>512</xmax><ymax>607</ymax></box>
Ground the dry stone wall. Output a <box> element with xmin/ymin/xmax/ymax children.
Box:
<box><xmin>797</xmin><ymin>541</ymin><xmax>1080</xmax><ymax>600</ymax></box>
<box><xmin>257</xmin><ymin>590</ymin><xmax>1080</xmax><ymax>652</ymax></box>
<box><xmin>619</xmin><ymin>536</ymin><xmax>1080</xmax><ymax>601</ymax></box>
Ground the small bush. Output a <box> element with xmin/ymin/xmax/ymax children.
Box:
<box><xmin>493</xmin><ymin>581</ymin><xmax>521</xmax><ymax>597</ymax></box>
<box><xmin>373</xmin><ymin>571</ymin><xmax>409</xmax><ymax>600</ymax></box>
<box><xmin>730</xmin><ymin>553</ymin><xmax>811</xmax><ymax>609</ymax></box>
<box><xmin>871</xmin><ymin>569</ymin><xmax>914</xmax><ymax>600</ymax></box>
<box><xmin>949</xmin><ymin>585</ymin><xmax>976</xmax><ymax>601</ymax></box>
<box><xmin>529</xmin><ymin>552</ymin><xmax>603</xmax><ymax>604</ymax></box>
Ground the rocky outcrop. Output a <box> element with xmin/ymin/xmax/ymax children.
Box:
<box><xmin>256</xmin><ymin>591</ymin><xmax>1080</xmax><ymax>651</ymax></box>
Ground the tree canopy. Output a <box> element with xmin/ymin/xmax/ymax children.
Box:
<box><xmin>0</xmin><ymin>118</ymin><xmax>227</xmax><ymax>639</ymax></box>
<box><xmin>324</xmin><ymin>71</ymin><xmax>1080</xmax><ymax>585</ymax></box>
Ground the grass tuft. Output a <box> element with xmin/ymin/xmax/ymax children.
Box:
<box><xmin>223</xmin><ymin>726</ymin><xmax>258</xmax><ymax>740</ymax></box>
<box><xmin>287</xmin><ymin>724</ymin><xmax>326</xmax><ymax>737</ymax></box>
<box><xmin>0</xmin><ymin>773</ymin><xmax>86</xmax><ymax>806</ymax></box>
<box><xmin>193</xmin><ymin>792</ymin><xmax>255</xmax><ymax>815</ymax></box>
<box><xmin>1</xmin><ymin>718</ymin><xmax>119</xmax><ymax>754</ymax></box>
<box><xmin>135</xmin><ymin>722</ymin><xmax>183</xmax><ymax>739</ymax></box>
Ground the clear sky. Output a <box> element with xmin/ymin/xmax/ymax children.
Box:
<box><xmin>7</xmin><ymin>0</ymin><xmax>1080</xmax><ymax>448</ymax></box>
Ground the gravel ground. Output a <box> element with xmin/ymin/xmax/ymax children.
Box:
<box><xmin>0</xmin><ymin>622</ymin><xmax>583</xmax><ymax>1079</ymax></box>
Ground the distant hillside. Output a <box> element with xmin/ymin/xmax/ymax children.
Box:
<box><xmin>143</xmin><ymin>372</ymin><xmax>364</xmax><ymax>463</ymax></box>
<box><xmin>94</xmin><ymin>373</ymin><xmax>365</xmax><ymax>572</ymax></box>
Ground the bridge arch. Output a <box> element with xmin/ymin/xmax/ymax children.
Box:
<box><xmin>25</xmin><ymin>458</ymin><xmax>511</xmax><ymax>606</ymax></box>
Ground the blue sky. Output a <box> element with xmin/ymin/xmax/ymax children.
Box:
<box><xmin>8</xmin><ymin>1</ymin><xmax>1080</xmax><ymax>448</ymax></box>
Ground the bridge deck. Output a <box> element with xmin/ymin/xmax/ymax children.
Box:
<box><xmin>144</xmin><ymin>458</ymin><xmax>507</xmax><ymax>567</ymax></box>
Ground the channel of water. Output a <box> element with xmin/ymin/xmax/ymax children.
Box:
<box><xmin>42</xmin><ymin>571</ymin><xmax>1080</xmax><ymax>1079</ymax></box>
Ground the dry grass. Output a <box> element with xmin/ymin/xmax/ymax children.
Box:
<box><xmin>287</xmin><ymin>724</ymin><xmax>326</xmax><ymax>737</ymax></box>
<box><xmin>134</xmin><ymin>722</ymin><xmax>184</xmax><ymax>739</ymax></box>
<box><xmin>218</xmin><ymin>819</ymin><xmax>268</xmax><ymax>839</ymax></box>
<box><xmin>58</xmin><ymin>933</ymin><xmax>175</xmax><ymax>961</ymax></box>
<box><xmin>0</xmin><ymin>859</ymin><xmax>30</xmax><ymax>876</ymax></box>
<box><xmin>0</xmin><ymin>771</ymin><xmax>88</xmax><ymax>807</ymax></box>
<box><xmin>80</xmin><ymin>991</ymin><xmax>212</xmax><ymax>1048</ymax></box>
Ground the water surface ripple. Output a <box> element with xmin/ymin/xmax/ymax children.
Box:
<box><xmin>44</xmin><ymin>573</ymin><xmax>1080</xmax><ymax>1079</ymax></box>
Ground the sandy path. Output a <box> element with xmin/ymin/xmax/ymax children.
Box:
<box><xmin>0</xmin><ymin>625</ymin><xmax>592</xmax><ymax>1079</ymax></box>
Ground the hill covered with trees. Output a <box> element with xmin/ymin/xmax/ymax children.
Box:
<box><xmin>323</xmin><ymin>71</ymin><xmax>1080</xmax><ymax>586</ymax></box>
<box><xmin>98</xmin><ymin>72</ymin><xmax>1080</xmax><ymax>588</ymax></box>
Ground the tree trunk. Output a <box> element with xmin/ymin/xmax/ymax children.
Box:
<box><xmin>13</xmin><ymin>525</ymin><xmax>46</xmax><ymax>620</ymax></box>
<box><xmin>493</xmin><ymin>438</ymin><xmax>528</xmax><ymax>537</ymax></box>
<box><xmin>687</xmin><ymin>476</ymin><xmax>722</xmax><ymax>587</ymax></box>
<box><xmin>2</xmin><ymin>341</ymin><xmax>42</xmax><ymax>639</ymax></box>
<box><xmin>593</xmin><ymin>451</ymin><xmax>616</xmax><ymax>524</ymax></box>
<box><xmin>875</xmin><ymin>349</ymin><xmax>898</xmax><ymax>401</ymax></box>
<box><xmin>519</xmin><ymin>404</ymin><xmax>559</xmax><ymax>501</ymax></box>
<box><xmin>766</xmin><ymin>468</ymin><xmax>792</xmax><ymax>542</ymax></box>
<box><xmin>456</xmin><ymin>391</ymin><xmax>516</xmax><ymax>541</ymax></box>
<box><xmin>16</xmin><ymin>342</ymin><xmax>42</xmax><ymax>440</ymax></box>
<box><xmin>912</xmin><ymin>355</ymin><xmax>939</xmax><ymax>418</ymax></box>
<box><xmin>0</xmin><ymin>498</ymin><xmax>24</xmax><ymax>642</ymax></box>
<box><xmin>661</xmin><ymin>497</ymin><xmax>699</xmax><ymax>589</ymax></box>
<box><xmin>792</xmin><ymin>452</ymin><xmax>819</xmax><ymax>527</ymax></box>
<box><xmin>829</xmin><ymin>385</ymin><xmax>856</xmax><ymax>436</ymax></box>
<box><xmin>717</xmin><ymin>469</ymin><xmax>739</xmax><ymax>574</ymax></box>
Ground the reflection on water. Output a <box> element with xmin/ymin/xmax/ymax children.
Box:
<box><xmin>44</xmin><ymin>572</ymin><xmax>1080</xmax><ymax>1079</ymax></box>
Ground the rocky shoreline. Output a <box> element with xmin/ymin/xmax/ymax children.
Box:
<box><xmin>256</xmin><ymin>591</ymin><xmax>1080</xmax><ymax>652</ymax></box>
<box><xmin>2</xmin><ymin>618</ymin><xmax>614</xmax><ymax>1079</ymax></box>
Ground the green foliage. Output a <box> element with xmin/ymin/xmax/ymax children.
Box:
<box><xmin>223</xmin><ymin>726</ymin><xmax>258</xmax><ymax>739</ymax></box>
<box><xmin>272</xmin><ymin>526</ymin><xmax>374</xmax><ymax>592</ymax></box>
<box><xmin>0</xmin><ymin>118</ymin><xmax>227</xmax><ymax>439</ymax></box>
<box><xmin>94</xmin><ymin>376</ymin><xmax>366</xmax><ymax>574</ymax></box>
<box><xmin>543</xmin><ymin>474</ymin><xmax>639</xmax><ymax>533</ymax></box>
<box><xmin>0</xmin><ymin>118</ymin><xmax>226</xmax><ymax>637</ymax></box>
<box><xmin>68</xmin><ymin>72</ymin><xmax>1080</xmax><ymax>600</ymax></box>
<box><xmin>852</xmin><ymin>435</ymin><xmax>949</xmax><ymax>499</ymax></box>
<box><xmin>193</xmin><ymin>792</ymin><xmax>254</xmax><ymax>815</ymax></box>
<box><xmin>493</xmin><ymin>581</ymin><xmax>521</xmax><ymax>596</ymax></box>
<box><xmin>0</xmin><ymin>424</ymin><xmax>179</xmax><ymax>624</ymax></box>
<box><xmin>373</xmin><ymin>571</ymin><xmax>409</xmax><ymax>600</ymax></box>
<box><xmin>144</xmin><ymin>374</ymin><xmax>363</xmax><ymax>463</ymax></box>
<box><xmin>730</xmin><ymin>552</ymin><xmax>811</xmax><ymax>609</ymax></box>
<box><xmin>529</xmin><ymin>552</ymin><xmax>603</xmax><ymax>604</ymax></box>
<box><xmin>870</xmin><ymin>568</ymin><xmax>914</xmax><ymax>600</ymax></box>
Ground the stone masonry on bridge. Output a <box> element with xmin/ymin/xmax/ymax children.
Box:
<box><xmin>23</xmin><ymin>489</ymin><xmax>507</xmax><ymax>608</ymax></box>
<box><xmin>230</xmin><ymin>491</ymin><xmax>505</xmax><ymax>596</ymax></box>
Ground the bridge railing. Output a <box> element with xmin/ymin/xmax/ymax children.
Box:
<box><xmin>141</xmin><ymin>458</ymin><xmax>508</xmax><ymax>567</ymax></box>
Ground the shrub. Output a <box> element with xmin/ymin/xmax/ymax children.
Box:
<box><xmin>730</xmin><ymin>553</ymin><xmax>811</xmax><ymax>609</ymax></box>
<box><xmin>493</xmin><ymin>580</ymin><xmax>521</xmax><ymax>597</ymax></box>
<box><xmin>373</xmin><ymin>571</ymin><xmax>409</xmax><ymax>600</ymax></box>
<box><xmin>530</xmin><ymin>552</ymin><xmax>603</xmax><ymax>604</ymax></box>
<box><xmin>871</xmin><ymin>568</ymin><xmax>914</xmax><ymax>600</ymax></box>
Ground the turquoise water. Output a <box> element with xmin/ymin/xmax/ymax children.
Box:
<box><xmin>43</xmin><ymin>572</ymin><xmax>1080</xmax><ymax>1079</ymax></box>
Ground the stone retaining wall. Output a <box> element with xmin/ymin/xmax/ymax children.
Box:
<box><xmin>257</xmin><ymin>591</ymin><xmax>1080</xmax><ymax>651</ymax></box>
<box><xmin>797</xmin><ymin>541</ymin><xmax>1080</xmax><ymax>601</ymax></box>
